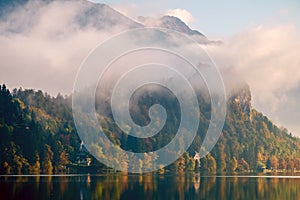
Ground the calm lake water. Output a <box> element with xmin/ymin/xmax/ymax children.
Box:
<box><xmin>1</xmin><ymin>174</ymin><xmax>300</xmax><ymax>200</ymax></box>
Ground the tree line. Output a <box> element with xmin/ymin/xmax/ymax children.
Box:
<box><xmin>1</xmin><ymin>84</ymin><xmax>300</xmax><ymax>174</ymax></box>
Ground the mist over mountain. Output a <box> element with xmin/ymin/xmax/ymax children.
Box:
<box><xmin>1</xmin><ymin>78</ymin><xmax>300</xmax><ymax>174</ymax></box>
<box><xmin>1</xmin><ymin>0</ymin><xmax>300</xmax><ymax>174</ymax></box>
<box><xmin>0</xmin><ymin>0</ymin><xmax>222</xmax><ymax>95</ymax></box>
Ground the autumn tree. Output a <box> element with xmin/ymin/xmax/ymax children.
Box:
<box><xmin>238</xmin><ymin>158</ymin><xmax>250</xmax><ymax>172</ymax></box>
<box><xmin>42</xmin><ymin>144</ymin><xmax>54</xmax><ymax>174</ymax></box>
<box><xmin>228</xmin><ymin>157</ymin><xmax>238</xmax><ymax>172</ymax></box>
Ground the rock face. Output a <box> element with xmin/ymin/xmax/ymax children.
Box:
<box><xmin>231</xmin><ymin>85</ymin><xmax>252</xmax><ymax>117</ymax></box>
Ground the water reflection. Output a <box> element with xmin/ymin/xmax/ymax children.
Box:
<box><xmin>1</xmin><ymin>174</ymin><xmax>300</xmax><ymax>199</ymax></box>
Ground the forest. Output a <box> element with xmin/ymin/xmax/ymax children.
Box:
<box><xmin>1</xmin><ymin>83</ymin><xmax>300</xmax><ymax>174</ymax></box>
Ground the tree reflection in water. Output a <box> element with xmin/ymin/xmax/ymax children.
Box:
<box><xmin>1</xmin><ymin>174</ymin><xmax>300</xmax><ymax>199</ymax></box>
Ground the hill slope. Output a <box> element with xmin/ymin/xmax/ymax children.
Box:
<box><xmin>1</xmin><ymin>83</ymin><xmax>300</xmax><ymax>174</ymax></box>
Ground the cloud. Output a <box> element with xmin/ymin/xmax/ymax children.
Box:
<box><xmin>164</xmin><ymin>9</ymin><xmax>195</xmax><ymax>25</ymax></box>
<box><xmin>0</xmin><ymin>0</ymin><xmax>133</xmax><ymax>95</ymax></box>
<box><xmin>1</xmin><ymin>0</ymin><xmax>300</xmax><ymax>137</ymax></box>
<box><xmin>205</xmin><ymin>24</ymin><xmax>300</xmax><ymax>135</ymax></box>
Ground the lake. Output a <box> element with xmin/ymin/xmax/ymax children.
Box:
<box><xmin>1</xmin><ymin>174</ymin><xmax>300</xmax><ymax>199</ymax></box>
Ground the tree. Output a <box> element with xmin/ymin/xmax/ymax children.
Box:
<box><xmin>216</xmin><ymin>143</ymin><xmax>226</xmax><ymax>172</ymax></box>
<box><xmin>175</xmin><ymin>156</ymin><xmax>186</xmax><ymax>173</ymax></box>
<box><xmin>200</xmin><ymin>154</ymin><xmax>216</xmax><ymax>173</ymax></box>
<box><xmin>256</xmin><ymin>161</ymin><xmax>266</xmax><ymax>171</ymax></box>
<box><xmin>30</xmin><ymin>152</ymin><xmax>41</xmax><ymax>174</ymax></box>
<box><xmin>286</xmin><ymin>158</ymin><xmax>294</xmax><ymax>172</ymax></box>
<box><xmin>267</xmin><ymin>155</ymin><xmax>279</xmax><ymax>170</ymax></box>
<box><xmin>42</xmin><ymin>144</ymin><xmax>53</xmax><ymax>174</ymax></box>
<box><xmin>229</xmin><ymin>157</ymin><xmax>238</xmax><ymax>172</ymax></box>
<box><xmin>266</xmin><ymin>157</ymin><xmax>271</xmax><ymax>169</ymax></box>
<box><xmin>58</xmin><ymin>150</ymin><xmax>69</xmax><ymax>172</ymax></box>
<box><xmin>3</xmin><ymin>162</ymin><xmax>11</xmax><ymax>174</ymax></box>
<box><xmin>238</xmin><ymin>158</ymin><xmax>250</xmax><ymax>172</ymax></box>
<box><xmin>200</xmin><ymin>156</ymin><xmax>208</xmax><ymax>172</ymax></box>
<box><xmin>279</xmin><ymin>157</ymin><xmax>287</xmax><ymax>170</ymax></box>
<box><xmin>182</xmin><ymin>152</ymin><xmax>195</xmax><ymax>171</ymax></box>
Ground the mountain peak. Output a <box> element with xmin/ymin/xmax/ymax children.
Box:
<box><xmin>138</xmin><ymin>15</ymin><xmax>206</xmax><ymax>37</ymax></box>
<box><xmin>160</xmin><ymin>15</ymin><xmax>205</xmax><ymax>37</ymax></box>
<box><xmin>231</xmin><ymin>84</ymin><xmax>252</xmax><ymax>116</ymax></box>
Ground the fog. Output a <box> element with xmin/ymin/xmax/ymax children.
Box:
<box><xmin>0</xmin><ymin>0</ymin><xmax>138</xmax><ymax>94</ymax></box>
<box><xmin>1</xmin><ymin>0</ymin><xmax>300</xmax><ymax>135</ymax></box>
<box><xmin>205</xmin><ymin>24</ymin><xmax>300</xmax><ymax>135</ymax></box>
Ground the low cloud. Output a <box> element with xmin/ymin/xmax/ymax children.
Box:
<box><xmin>1</xmin><ymin>1</ymin><xmax>300</xmax><ymax>136</ymax></box>
<box><xmin>0</xmin><ymin>0</ymin><xmax>132</xmax><ymax>95</ymax></box>
<box><xmin>205</xmin><ymin>24</ymin><xmax>300</xmax><ymax>135</ymax></box>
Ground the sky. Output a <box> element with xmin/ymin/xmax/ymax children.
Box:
<box><xmin>0</xmin><ymin>0</ymin><xmax>300</xmax><ymax>136</ymax></box>
<box><xmin>91</xmin><ymin>0</ymin><xmax>300</xmax><ymax>38</ymax></box>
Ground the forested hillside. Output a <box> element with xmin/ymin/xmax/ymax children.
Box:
<box><xmin>0</xmin><ymin>83</ymin><xmax>300</xmax><ymax>174</ymax></box>
<box><xmin>0</xmin><ymin>84</ymin><xmax>79</xmax><ymax>174</ymax></box>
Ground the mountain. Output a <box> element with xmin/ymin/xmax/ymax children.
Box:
<box><xmin>0</xmin><ymin>1</ymin><xmax>300</xmax><ymax>174</ymax></box>
<box><xmin>73</xmin><ymin>1</ymin><xmax>143</xmax><ymax>30</ymax></box>
<box><xmin>0</xmin><ymin>0</ymin><xmax>215</xmax><ymax>43</ymax></box>
<box><xmin>138</xmin><ymin>15</ymin><xmax>205</xmax><ymax>37</ymax></box>
<box><xmin>1</xmin><ymin>81</ymin><xmax>300</xmax><ymax>174</ymax></box>
<box><xmin>0</xmin><ymin>0</ymin><xmax>143</xmax><ymax>33</ymax></box>
<box><xmin>138</xmin><ymin>15</ymin><xmax>218</xmax><ymax>44</ymax></box>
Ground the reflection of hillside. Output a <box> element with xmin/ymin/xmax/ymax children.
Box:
<box><xmin>1</xmin><ymin>175</ymin><xmax>300</xmax><ymax>199</ymax></box>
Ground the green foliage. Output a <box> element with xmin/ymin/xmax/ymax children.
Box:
<box><xmin>0</xmin><ymin>85</ymin><xmax>78</xmax><ymax>174</ymax></box>
<box><xmin>238</xmin><ymin>158</ymin><xmax>250</xmax><ymax>172</ymax></box>
<box><xmin>200</xmin><ymin>154</ymin><xmax>217</xmax><ymax>173</ymax></box>
<box><xmin>42</xmin><ymin>144</ymin><xmax>54</xmax><ymax>174</ymax></box>
<box><xmin>228</xmin><ymin>157</ymin><xmax>238</xmax><ymax>172</ymax></box>
<box><xmin>1</xmin><ymin>83</ymin><xmax>300</xmax><ymax>174</ymax></box>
